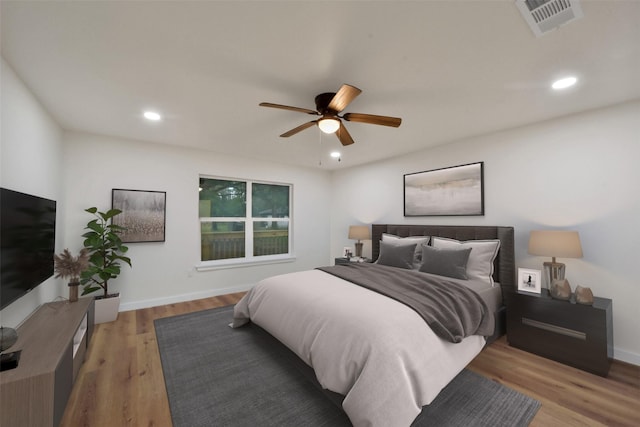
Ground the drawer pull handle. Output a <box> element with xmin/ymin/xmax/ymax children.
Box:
<box><xmin>522</xmin><ymin>317</ymin><xmax>586</xmax><ymax>340</ymax></box>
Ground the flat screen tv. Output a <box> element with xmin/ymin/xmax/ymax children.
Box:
<box><xmin>0</xmin><ymin>188</ymin><xmax>57</xmax><ymax>310</ymax></box>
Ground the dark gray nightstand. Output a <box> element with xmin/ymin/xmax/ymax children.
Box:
<box><xmin>334</xmin><ymin>257</ymin><xmax>372</xmax><ymax>265</ymax></box>
<box><xmin>506</xmin><ymin>289</ymin><xmax>613</xmax><ymax>376</ymax></box>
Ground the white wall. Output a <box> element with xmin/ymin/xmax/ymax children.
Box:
<box><xmin>330</xmin><ymin>100</ymin><xmax>640</xmax><ymax>365</ymax></box>
<box><xmin>0</xmin><ymin>58</ymin><xmax>66</xmax><ymax>327</ymax></box>
<box><xmin>62</xmin><ymin>131</ymin><xmax>332</xmax><ymax>310</ymax></box>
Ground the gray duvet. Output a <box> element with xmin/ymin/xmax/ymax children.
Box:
<box><xmin>317</xmin><ymin>263</ymin><xmax>495</xmax><ymax>343</ymax></box>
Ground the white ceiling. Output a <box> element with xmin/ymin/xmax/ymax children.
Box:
<box><xmin>2</xmin><ymin>1</ymin><xmax>639</xmax><ymax>170</ymax></box>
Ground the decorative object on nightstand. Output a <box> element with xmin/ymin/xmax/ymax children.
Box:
<box><xmin>528</xmin><ymin>230</ymin><xmax>583</xmax><ymax>289</ymax></box>
<box><xmin>575</xmin><ymin>285</ymin><xmax>594</xmax><ymax>305</ymax></box>
<box><xmin>335</xmin><ymin>257</ymin><xmax>372</xmax><ymax>265</ymax></box>
<box><xmin>517</xmin><ymin>268</ymin><xmax>542</xmax><ymax>294</ymax></box>
<box><xmin>348</xmin><ymin>225</ymin><xmax>370</xmax><ymax>258</ymax></box>
<box><xmin>550</xmin><ymin>278</ymin><xmax>572</xmax><ymax>300</ymax></box>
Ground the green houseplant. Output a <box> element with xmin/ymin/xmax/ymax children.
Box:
<box><xmin>80</xmin><ymin>207</ymin><xmax>131</xmax><ymax>311</ymax></box>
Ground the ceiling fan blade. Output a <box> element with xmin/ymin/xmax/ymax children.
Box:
<box><xmin>280</xmin><ymin>120</ymin><xmax>318</xmax><ymax>137</ymax></box>
<box><xmin>328</xmin><ymin>84</ymin><xmax>362</xmax><ymax>113</ymax></box>
<box><xmin>343</xmin><ymin>112</ymin><xmax>402</xmax><ymax>128</ymax></box>
<box><xmin>335</xmin><ymin>122</ymin><xmax>355</xmax><ymax>146</ymax></box>
<box><xmin>259</xmin><ymin>102</ymin><xmax>319</xmax><ymax>115</ymax></box>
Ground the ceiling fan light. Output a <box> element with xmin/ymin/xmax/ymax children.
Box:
<box><xmin>318</xmin><ymin>118</ymin><xmax>340</xmax><ymax>134</ymax></box>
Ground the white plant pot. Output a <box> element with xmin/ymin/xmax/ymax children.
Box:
<box><xmin>94</xmin><ymin>294</ymin><xmax>121</xmax><ymax>324</ymax></box>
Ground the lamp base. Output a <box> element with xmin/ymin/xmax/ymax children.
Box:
<box><xmin>543</xmin><ymin>261</ymin><xmax>566</xmax><ymax>289</ymax></box>
<box><xmin>354</xmin><ymin>242</ymin><xmax>363</xmax><ymax>258</ymax></box>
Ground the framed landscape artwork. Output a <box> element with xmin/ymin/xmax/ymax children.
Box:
<box><xmin>112</xmin><ymin>189</ymin><xmax>166</xmax><ymax>243</ymax></box>
<box><xmin>404</xmin><ymin>162</ymin><xmax>484</xmax><ymax>216</ymax></box>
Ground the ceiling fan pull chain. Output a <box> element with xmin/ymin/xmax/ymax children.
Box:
<box><xmin>318</xmin><ymin>128</ymin><xmax>322</xmax><ymax>167</ymax></box>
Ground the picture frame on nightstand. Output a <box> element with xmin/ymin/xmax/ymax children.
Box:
<box><xmin>517</xmin><ymin>268</ymin><xmax>542</xmax><ymax>294</ymax></box>
<box><xmin>343</xmin><ymin>246</ymin><xmax>352</xmax><ymax>257</ymax></box>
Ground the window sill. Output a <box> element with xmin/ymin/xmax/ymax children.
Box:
<box><xmin>195</xmin><ymin>254</ymin><xmax>297</xmax><ymax>271</ymax></box>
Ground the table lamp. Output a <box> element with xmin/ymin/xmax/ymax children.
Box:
<box><xmin>348</xmin><ymin>225</ymin><xmax>370</xmax><ymax>258</ymax></box>
<box><xmin>528</xmin><ymin>230</ymin><xmax>583</xmax><ymax>289</ymax></box>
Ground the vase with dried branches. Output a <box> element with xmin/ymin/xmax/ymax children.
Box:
<box><xmin>53</xmin><ymin>248</ymin><xmax>90</xmax><ymax>302</ymax></box>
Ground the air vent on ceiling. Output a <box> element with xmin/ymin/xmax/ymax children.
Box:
<box><xmin>515</xmin><ymin>0</ymin><xmax>583</xmax><ymax>37</ymax></box>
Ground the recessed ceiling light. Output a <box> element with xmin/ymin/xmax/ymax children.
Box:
<box><xmin>144</xmin><ymin>111</ymin><xmax>162</xmax><ymax>121</ymax></box>
<box><xmin>552</xmin><ymin>76</ymin><xmax>577</xmax><ymax>90</ymax></box>
<box><xmin>330</xmin><ymin>151</ymin><xmax>341</xmax><ymax>158</ymax></box>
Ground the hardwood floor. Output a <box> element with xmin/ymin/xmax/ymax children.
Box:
<box><xmin>470</xmin><ymin>338</ymin><xmax>639</xmax><ymax>426</ymax></box>
<box><xmin>62</xmin><ymin>294</ymin><xmax>640</xmax><ymax>427</ymax></box>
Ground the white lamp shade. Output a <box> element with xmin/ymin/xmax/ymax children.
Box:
<box><xmin>348</xmin><ymin>225</ymin><xmax>370</xmax><ymax>241</ymax></box>
<box><xmin>318</xmin><ymin>118</ymin><xmax>340</xmax><ymax>134</ymax></box>
<box><xmin>528</xmin><ymin>230</ymin><xmax>583</xmax><ymax>258</ymax></box>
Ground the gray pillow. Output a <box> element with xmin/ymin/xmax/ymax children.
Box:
<box><xmin>376</xmin><ymin>240</ymin><xmax>417</xmax><ymax>270</ymax></box>
<box><xmin>381</xmin><ymin>233</ymin><xmax>430</xmax><ymax>268</ymax></box>
<box><xmin>419</xmin><ymin>244</ymin><xmax>472</xmax><ymax>280</ymax></box>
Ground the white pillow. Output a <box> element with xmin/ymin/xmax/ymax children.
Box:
<box><xmin>431</xmin><ymin>237</ymin><xmax>500</xmax><ymax>286</ymax></box>
<box><xmin>381</xmin><ymin>233</ymin><xmax>430</xmax><ymax>268</ymax></box>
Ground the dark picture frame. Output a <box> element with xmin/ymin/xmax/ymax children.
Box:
<box><xmin>112</xmin><ymin>189</ymin><xmax>166</xmax><ymax>243</ymax></box>
<box><xmin>404</xmin><ymin>162</ymin><xmax>484</xmax><ymax>216</ymax></box>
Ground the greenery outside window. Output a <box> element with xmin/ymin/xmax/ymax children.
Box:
<box><xmin>199</xmin><ymin>177</ymin><xmax>292</xmax><ymax>266</ymax></box>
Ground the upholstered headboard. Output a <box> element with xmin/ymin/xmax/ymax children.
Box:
<box><xmin>371</xmin><ymin>224</ymin><xmax>515</xmax><ymax>299</ymax></box>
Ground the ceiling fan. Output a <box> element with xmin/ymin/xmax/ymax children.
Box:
<box><xmin>259</xmin><ymin>84</ymin><xmax>402</xmax><ymax>146</ymax></box>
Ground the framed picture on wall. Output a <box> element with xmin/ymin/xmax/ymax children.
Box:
<box><xmin>404</xmin><ymin>162</ymin><xmax>484</xmax><ymax>216</ymax></box>
<box><xmin>517</xmin><ymin>268</ymin><xmax>542</xmax><ymax>294</ymax></box>
<box><xmin>112</xmin><ymin>189</ymin><xmax>166</xmax><ymax>243</ymax></box>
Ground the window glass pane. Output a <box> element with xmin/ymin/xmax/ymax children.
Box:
<box><xmin>252</xmin><ymin>183</ymin><xmax>290</xmax><ymax>218</ymax></box>
<box><xmin>253</xmin><ymin>221</ymin><xmax>289</xmax><ymax>256</ymax></box>
<box><xmin>201</xmin><ymin>222</ymin><xmax>245</xmax><ymax>261</ymax></box>
<box><xmin>199</xmin><ymin>178</ymin><xmax>246</xmax><ymax>217</ymax></box>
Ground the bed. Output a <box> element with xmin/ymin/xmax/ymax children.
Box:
<box><xmin>233</xmin><ymin>224</ymin><xmax>515</xmax><ymax>427</ymax></box>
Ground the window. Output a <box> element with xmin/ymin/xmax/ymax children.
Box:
<box><xmin>199</xmin><ymin>177</ymin><xmax>292</xmax><ymax>266</ymax></box>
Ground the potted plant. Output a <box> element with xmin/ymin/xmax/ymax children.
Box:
<box><xmin>53</xmin><ymin>248</ymin><xmax>90</xmax><ymax>302</ymax></box>
<box><xmin>80</xmin><ymin>207</ymin><xmax>132</xmax><ymax>323</ymax></box>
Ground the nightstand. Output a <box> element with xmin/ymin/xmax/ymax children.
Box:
<box><xmin>334</xmin><ymin>257</ymin><xmax>372</xmax><ymax>265</ymax></box>
<box><xmin>507</xmin><ymin>289</ymin><xmax>613</xmax><ymax>376</ymax></box>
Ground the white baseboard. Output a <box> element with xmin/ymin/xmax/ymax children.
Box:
<box><xmin>614</xmin><ymin>347</ymin><xmax>640</xmax><ymax>366</ymax></box>
<box><xmin>118</xmin><ymin>283</ymin><xmax>255</xmax><ymax>312</ymax></box>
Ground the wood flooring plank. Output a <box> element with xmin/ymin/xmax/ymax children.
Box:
<box><xmin>62</xmin><ymin>293</ymin><xmax>639</xmax><ymax>426</ymax></box>
<box><xmin>135</xmin><ymin>331</ymin><xmax>172</xmax><ymax>427</ymax></box>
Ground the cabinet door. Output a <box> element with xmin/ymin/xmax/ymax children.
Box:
<box><xmin>54</xmin><ymin>344</ymin><xmax>74</xmax><ymax>427</ymax></box>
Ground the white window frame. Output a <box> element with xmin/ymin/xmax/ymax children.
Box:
<box><xmin>197</xmin><ymin>176</ymin><xmax>294</xmax><ymax>271</ymax></box>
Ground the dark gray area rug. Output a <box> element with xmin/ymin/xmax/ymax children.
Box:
<box><xmin>155</xmin><ymin>305</ymin><xmax>540</xmax><ymax>427</ymax></box>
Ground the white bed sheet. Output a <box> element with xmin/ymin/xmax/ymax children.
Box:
<box><xmin>232</xmin><ymin>269</ymin><xmax>486</xmax><ymax>427</ymax></box>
